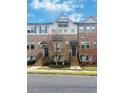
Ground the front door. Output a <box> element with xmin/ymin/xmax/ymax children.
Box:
<box><xmin>71</xmin><ymin>47</ymin><xmax>76</xmax><ymax>56</ymax></box>
<box><xmin>44</xmin><ymin>48</ymin><xmax>48</xmax><ymax>57</ymax></box>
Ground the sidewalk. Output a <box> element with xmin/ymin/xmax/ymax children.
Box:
<box><xmin>27</xmin><ymin>66</ymin><xmax>97</xmax><ymax>76</ymax></box>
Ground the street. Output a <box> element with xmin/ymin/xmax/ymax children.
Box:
<box><xmin>27</xmin><ymin>74</ymin><xmax>97</xmax><ymax>93</ymax></box>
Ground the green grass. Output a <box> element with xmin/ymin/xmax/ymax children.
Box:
<box><xmin>27</xmin><ymin>70</ymin><xmax>97</xmax><ymax>76</ymax></box>
<box><xmin>36</xmin><ymin>66</ymin><xmax>97</xmax><ymax>71</ymax></box>
<box><xmin>81</xmin><ymin>67</ymin><xmax>97</xmax><ymax>71</ymax></box>
<box><xmin>37</xmin><ymin>66</ymin><xmax>70</xmax><ymax>70</ymax></box>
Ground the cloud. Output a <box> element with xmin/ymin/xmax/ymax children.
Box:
<box><xmin>69</xmin><ymin>13</ymin><xmax>84</xmax><ymax>22</ymax></box>
<box><xmin>31</xmin><ymin>0</ymin><xmax>85</xmax><ymax>12</ymax></box>
<box><xmin>31</xmin><ymin>0</ymin><xmax>73</xmax><ymax>12</ymax></box>
<box><xmin>27</xmin><ymin>13</ymin><xmax>35</xmax><ymax>18</ymax></box>
<box><xmin>29</xmin><ymin>0</ymin><xmax>85</xmax><ymax>22</ymax></box>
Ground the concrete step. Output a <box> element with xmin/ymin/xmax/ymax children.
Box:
<box><xmin>71</xmin><ymin>56</ymin><xmax>80</xmax><ymax>66</ymax></box>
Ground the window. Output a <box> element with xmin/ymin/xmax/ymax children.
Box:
<box><xmin>32</xmin><ymin>56</ymin><xmax>36</xmax><ymax>61</ymax></box>
<box><xmin>27</xmin><ymin>26</ymin><xmax>36</xmax><ymax>34</ymax></box>
<box><xmin>58</xmin><ymin>24</ymin><xmax>68</xmax><ymax>27</ymax></box>
<box><xmin>79</xmin><ymin>27</ymin><xmax>84</xmax><ymax>32</ymax></box>
<box><xmin>39</xmin><ymin>27</ymin><xmax>42</xmax><ymax>33</ymax></box>
<box><xmin>52</xmin><ymin>29</ymin><xmax>55</xmax><ymax>33</ymax></box>
<box><xmin>86</xmin><ymin>26</ymin><xmax>90</xmax><ymax>31</ymax></box>
<box><xmin>59</xmin><ymin>56</ymin><xmax>64</xmax><ymax>62</ymax></box>
<box><xmin>93</xmin><ymin>42</ymin><xmax>96</xmax><ymax>48</ymax></box>
<box><xmin>31</xmin><ymin>26</ymin><xmax>36</xmax><ymax>33</ymax></box>
<box><xmin>53</xmin><ymin>56</ymin><xmax>58</xmax><ymax>62</ymax></box>
<box><xmin>86</xmin><ymin>56</ymin><xmax>89</xmax><ymax>61</ymax></box>
<box><xmin>31</xmin><ymin>44</ymin><xmax>35</xmax><ymax>49</ymax></box>
<box><xmin>80</xmin><ymin>55</ymin><xmax>85</xmax><ymax>61</ymax></box>
<box><xmin>80</xmin><ymin>41</ymin><xmax>90</xmax><ymax>49</ymax></box>
<box><xmin>59</xmin><ymin>29</ymin><xmax>62</xmax><ymax>32</ymax></box>
<box><xmin>53</xmin><ymin>43</ymin><xmax>62</xmax><ymax>52</ymax></box>
<box><xmin>40</xmin><ymin>26</ymin><xmax>47</xmax><ymax>33</ymax></box>
<box><xmin>27</xmin><ymin>30</ymin><xmax>30</xmax><ymax>33</ymax></box>
<box><xmin>64</xmin><ymin>29</ymin><xmax>67</xmax><ymax>32</ymax></box>
<box><xmin>27</xmin><ymin>45</ymin><xmax>29</xmax><ymax>49</ymax></box>
<box><xmin>45</xmin><ymin>27</ymin><xmax>47</xmax><ymax>33</ymax></box>
<box><xmin>81</xmin><ymin>45</ymin><xmax>85</xmax><ymax>48</ymax></box>
<box><xmin>31</xmin><ymin>30</ymin><xmax>34</xmax><ymax>33</ymax></box>
<box><xmin>71</xmin><ymin>29</ymin><xmax>75</xmax><ymax>33</ymax></box>
<box><xmin>91</xmin><ymin>26</ymin><xmax>95</xmax><ymax>31</ymax></box>
<box><xmin>27</xmin><ymin>56</ymin><xmax>30</xmax><ymax>61</ymax></box>
<box><xmin>80</xmin><ymin>55</ymin><xmax>92</xmax><ymax>62</ymax></box>
<box><xmin>86</xmin><ymin>42</ymin><xmax>89</xmax><ymax>49</ymax></box>
<box><xmin>29</xmin><ymin>56</ymin><xmax>36</xmax><ymax>61</ymax></box>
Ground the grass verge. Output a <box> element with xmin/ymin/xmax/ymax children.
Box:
<box><xmin>36</xmin><ymin>66</ymin><xmax>97</xmax><ymax>71</ymax></box>
<box><xmin>81</xmin><ymin>67</ymin><xmax>97</xmax><ymax>71</ymax></box>
<box><xmin>27</xmin><ymin>70</ymin><xmax>97</xmax><ymax>76</ymax></box>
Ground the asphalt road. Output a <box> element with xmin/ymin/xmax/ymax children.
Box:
<box><xmin>27</xmin><ymin>74</ymin><xmax>97</xmax><ymax>93</ymax></box>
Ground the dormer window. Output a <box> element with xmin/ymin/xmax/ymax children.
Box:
<box><xmin>58</xmin><ymin>23</ymin><xmax>68</xmax><ymax>27</ymax></box>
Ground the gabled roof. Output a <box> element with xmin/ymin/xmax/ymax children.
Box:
<box><xmin>55</xmin><ymin>16</ymin><xmax>69</xmax><ymax>23</ymax></box>
<box><xmin>83</xmin><ymin>16</ymin><xmax>97</xmax><ymax>23</ymax></box>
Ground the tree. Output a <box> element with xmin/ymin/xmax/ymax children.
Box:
<box><xmin>49</xmin><ymin>29</ymin><xmax>64</xmax><ymax>66</ymax></box>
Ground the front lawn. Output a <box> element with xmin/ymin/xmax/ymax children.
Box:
<box><xmin>81</xmin><ymin>66</ymin><xmax>97</xmax><ymax>71</ymax></box>
<box><xmin>30</xmin><ymin>66</ymin><xmax>97</xmax><ymax>71</ymax></box>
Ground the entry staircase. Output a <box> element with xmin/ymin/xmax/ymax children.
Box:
<box><xmin>33</xmin><ymin>52</ymin><xmax>50</xmax><ymax>66</ymax></box>
<box><xmin>70</xmin><ymin>56</ymin><xmax>81</xmax><ymax>70</ymax></box>
<box><xmin>71</xmin><ymin>56</ymin><xmax>79</xmax><ymax>66</ymax></box>
<box><xmin>33</xmin><ymin>52</ymin><xmax>43</xmax><ymax>66</ymax></box>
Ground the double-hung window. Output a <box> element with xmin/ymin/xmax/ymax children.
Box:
<box><xmin>80</xmin><ymin>55</ymin><xmax>86</xmax><ymax>61</ymax></box>
<box><xmin>79</xmin><ymin>26</ymin><xmax>84</xmax><ymax>33</ymax></box>
<box><xmin>52</xmin><ymin>29</ymin><xmax>56</xmax><ymax>33</ymax></box>
<box><xmin>80</xmin><ymin>41</ymin><xmax>89</xmax><ymax>49</ymax></box>
<box><xmin>91</xmin><ymin>26</ymin><xmax>95</xmax><ymax>32</ymax></box>
<box><xmin>64</xmin><ymin>29</ymin><xmax>67</xmax><ymax>32</ymax></box>
<box><xmin>86</xmin><ymin>26</ymin><xmax>90</xmax><ymax>32</ymax></box>
<box><xmin>30</xmin><ymin>26</ymin><xmax>36</xmax><ymax>33</ymax></box>
<box><xmin>80</xmin><ymin>55</ymin><xmax>92</xmax><ymax>62</ymax></box>
<box><xmin>93</xmin><ymin>41</ymin><xmax>97</xmax><ymax>48</ymax></box>
<box><xmin>40</xmin><ymin>26</ymin><xmax>47</xmax><ymax>33</ymax></box>
<box><xmin>27</xmin><ymin>44</ymin><xmax>30</xmax><ymax>49</ymax></box>
<box><xmin>31</xmin><ymin>42</ymin><xmax>35</xmax><ymax>49</ymax></box>
<box><xmin>71</xmin><ymin>29</ymin><xmax>75</xmax><ymax>33</ymax></box>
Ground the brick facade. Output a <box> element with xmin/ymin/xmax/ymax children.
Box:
<box><xmin>27</xmin><ymin>16</ymin><xmax>97</xmax><ymax>66</ymax></box>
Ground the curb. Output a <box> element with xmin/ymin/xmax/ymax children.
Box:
<box><xmin>27</xmin><ymin>69</ymin><xmax>97</xmax><ymax>76</ymax></box>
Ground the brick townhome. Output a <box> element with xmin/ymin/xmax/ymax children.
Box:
<box><xmin>27</xmin><ymin>16</ymin><xmax>97</xmax><ymax>67</ymax></box>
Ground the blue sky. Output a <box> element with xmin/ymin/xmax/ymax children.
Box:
<box><xmin>27</xmin><ymin>0</ymin><xmax>97</xmax><ymax>23</ymax></box>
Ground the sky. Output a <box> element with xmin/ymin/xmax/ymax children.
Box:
<box><xmin>27</xmin><ymin>0</ymin><xmax>97</xmax><ymax>23</ymax></box>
